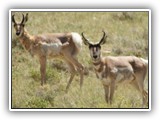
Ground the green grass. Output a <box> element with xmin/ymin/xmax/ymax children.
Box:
<box><xmin>11</xmin><ymin>11</ymin><xmax>149</xmax><ymax>109</ymax></box>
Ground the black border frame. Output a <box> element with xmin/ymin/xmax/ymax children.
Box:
<box><xmin>9</xmin><ymin>9</ymin><xmax>151</xmax><ymax>111</ymax></box>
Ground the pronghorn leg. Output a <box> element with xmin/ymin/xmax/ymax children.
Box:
<box><xmin>65</xmin><ymin>60</ymin><xmax>76</xmax><ymax>92</ymax></box>
<box><xmin>65</xmin><ymin>52</ymin><xmax>84</xmax><ymax>70</ymax></box>
<box><xmin>109</xmin><ymin>80</ymin><xmax>115</xmax><ymax>104</ymax></box>
<box><xmin>77</xmin><ymin>68</ymin><xmax>84</xmax><ymax>90</ymax></box>
<box><xmin>130</xmin><ymin>75</ymin><xmax>148</xmax><ymax>107</ymax></box>
<box><xmin>143</xmin><ymin>90</ymin><xmax>148</xmax><ymax>106</ymax></box>
<box><xmin>103</xmin><ymin>85</ymin><xmax>110</xmax><ymax>103</ymax></box>
<box><xmin>66</xmin><ymin>72</ymin><xmax>76</xmax><ymax>92</ymax></box>
<box><xmin>137</xmin><ymin>75</ymin><xmax>148</xmax><ymax>107</ymax></box>
<box><xmin>80</xmin><ymin>70</ymin><xmax>84</xmax><ymax>89</ymax></box>
<box><xmin>72</xmin><ymin>56</ymin><xmax>84</xmax><ymax>89</ymax></box>
<box><xmin>39</xmin><ymin>56</ymin><xmax>46</xmax><ymax>86</ymax></box>
<box><xmin>64</xmin><ymin>53</ymin><xmax>84</xmax><ymax>89</ymax></box>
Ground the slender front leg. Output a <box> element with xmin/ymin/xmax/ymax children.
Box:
<box><xmin>65</xmin><ymin>60</ymin><xmax>76</xmax><ymax>92</ymax></box>
<box><xmin>142</xmin><ymin>90</ymin><xmax>148</xmax><ymax>107</ymax></box>
<box><xmin>79</xmin><ymin>69</ymin><xmax>84</xmax><ymax>90</ymax></box>
<box><xmin>103</xmin><ymin>85</ymin><xmax>109</xmax><ymax>103</ymax></box>
<box><xmin>72</xmin><ymin>56</ymin><xmax>84</xmax><ymax>89</ymax></box>
<box><xmin>66</xmin><ymin>72</ymin><xmax>75</xmax><ymax>92</ymax></box>
<box><xmin>109</xmin><ymin>80</ymin><xmax>115</xmax><ymax>104</ymax></box>
<box><xmin>63</xmin><ymin>52</ymin><xmax>84</xmax><ymax>90</ymax></box>
<box><xmin>39</xmin><ymin>56</ymin><xmax>46</xmax><ymax>86</ymax></box>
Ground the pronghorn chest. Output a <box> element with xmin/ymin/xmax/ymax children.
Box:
<box><xmin>20</xmin><ymin>39</ymin><xmax>31</xmax><ymax>51</ymax></box>
<box><xmin>94</xmin><ymin>64</ymin><xmax>111</xmax><ymax>85</ymax></box>
<box><xmin>94</xmin><ymin>65</ymin><xmax>105</xmax><ymax>79</ymax></box>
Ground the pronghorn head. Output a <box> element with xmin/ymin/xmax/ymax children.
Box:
<box><xmin>82</xmin><ymin>31</ymin><xmax>107</xmax><ymax>61</ymax></box>
<box><xmin>12</xmin><ymin>13</ymin><xmax>28</xmax><ymax>36</ymax></box>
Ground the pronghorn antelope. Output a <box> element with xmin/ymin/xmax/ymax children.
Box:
<box><xmin>82</xmin><ymin>31</ymin><xmax>148</xmax><ymax>107</ymax></box>
<box><xmin>12</xmin><ymin>13</ymin><xmax>84</xmax><ymax>91</ymax></box>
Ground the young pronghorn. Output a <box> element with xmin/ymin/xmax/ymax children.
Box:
<box><xmin>12</xmin><ymin>13</ymin><xmax>84</xmax><ymax>92</ymax></box>
<box><xmin>82</xmin><ymin>31</ymin><xmax>148</xmax><ymax>107</ymax></box>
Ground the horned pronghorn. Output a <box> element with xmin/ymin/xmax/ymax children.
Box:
<box><xmin>82</xmin><ymin>31</ymin><xmax>148</xmax><ymax>107</ymax></box>
<box><xmin>12</xmin><ymin>13</ymin><xmax>84</xmax><ymax>92</ymax></box>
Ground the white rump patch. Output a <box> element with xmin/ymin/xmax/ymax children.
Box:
<box><xmin>140</xmin><ymin>58</ymin><xmax>148</xmax><ymax>65</ymax></box>
<box><xmin>71</xmin><ymin>32</ymin><xmax>82</xmax><ymax>51</ymax></box>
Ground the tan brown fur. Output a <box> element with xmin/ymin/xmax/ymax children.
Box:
<box><xmin>82</xmin><ymin>31</ymin><xmax>148</xmax><ymax>107</ymax></box>
<box><xmin>12</xmin><ymin>13</ymin><xmax>84</xmax><ymax>92</ymax></box>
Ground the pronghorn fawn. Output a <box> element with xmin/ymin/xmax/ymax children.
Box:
<box><xmin>82</xmin><ymin>31</ymin><xmax>148</xmax><ymax>107</ymax></box>
<box><xmin>12</xmin><ymin>13</ymin><xmax>84</xmax><ymax>92</ymax></box>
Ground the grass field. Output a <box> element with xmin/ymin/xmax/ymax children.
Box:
<box><xmin>11</xmin><ymin>11</ymin><xmax>149</xmax><ymax>109</ymax></box>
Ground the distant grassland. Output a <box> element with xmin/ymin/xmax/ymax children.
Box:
<box><xmin>11</xmin><ymin>11</ymin><xmax>149</xmax><ymax>108</ymax></box>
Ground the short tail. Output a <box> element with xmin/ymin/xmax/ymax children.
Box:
<box><xmin>140</xmin><ymin>58</ymin><xmax>148</xmax><ymax>65</ymax></box>
<box><xmin>71</xmin><ymin>32</ymin><xmax>83</xmax><ymax>53</ymax></box>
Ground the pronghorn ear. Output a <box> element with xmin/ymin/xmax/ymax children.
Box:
<box><xmin>81</xmin><ymin>32</ymin><xmax>91</xmax><ymax>46</ymax></box>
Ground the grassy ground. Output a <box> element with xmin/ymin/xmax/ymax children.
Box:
<box><xmin>11</xmin><ymin>11</ymin><xmax>149</xmax><ymax>109</ymax></box>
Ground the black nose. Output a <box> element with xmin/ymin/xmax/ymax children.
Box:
<box><xmin>93</xmin><ymin>55</ymin><xmax>98</xmax><ymax>59</ymax></box>
<box><xmin>16</xmin><ymin>32</ymin><xmax>20</xmax><ymax>36</ymax></box>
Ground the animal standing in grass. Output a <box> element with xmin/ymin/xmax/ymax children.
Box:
<box><xmin>12</xmin><ymin>13</ymin><xmax>84</xmax><ymax>91</ymax></box>
<box><xmin>82</xmin><ymin>31</ymin><xmax>148</xmax><ymax>107</ymax></box>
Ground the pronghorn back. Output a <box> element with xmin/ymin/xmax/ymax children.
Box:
<box><xmin>28</xmin><ymin>32</ymin><xmax>83</xmax><ymax>58</ymax></box>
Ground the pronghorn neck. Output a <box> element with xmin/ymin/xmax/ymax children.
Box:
<box><xmin>92</xmin><ymin>57</ymin><xmax>104</xmax><ymax>72</ymax></box>
<box><xmin>19</xmin><ymin>29</ymin><xmax>32</xmax><ymax>41</ymax></box>
<box><xmin>92</xmin><ymin>56</ymin><xmax>103</xmax><ymax>65</ymax></box>
<box><xmin>19</xmin><ymin>29</ymin><xmax>34</xmax><ymax>52</ymax></box>
<box><xmin>92</xmin><ymin>59</ymin><xmax>102</xmax><ymax>66</ymax></box>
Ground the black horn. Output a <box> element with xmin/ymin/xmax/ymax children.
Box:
<box><xmin>81</xmin><ymin>32</ymin><xmax>91</xmax><ymax>46</ymax></box>
<box><xmin>99</xmin><ymin>31</ymin><xmax>107</xmax><ymax>45</ymax></box>
<box><xmin>12</xmin><ymin>14</ymin><xmax>16</xmax><ymax>24</ymax></box>
<box><xmin>25</xmin><ymin>13</ymin><xmax>28</xmax><ymax>22</ymax></box>
<box><xmin>21</xmin><ymin>14</ymin><xmax>25</xmax><ymax>24</ymax></box>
